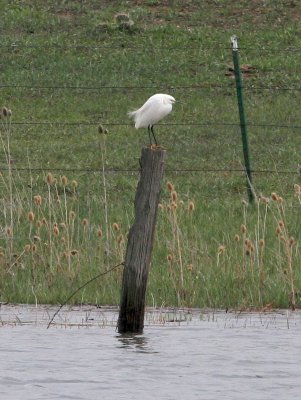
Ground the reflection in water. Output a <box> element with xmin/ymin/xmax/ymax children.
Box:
<box><xmin>117</xmin><ymin>333</ymin><xmax>157</xmax><ymax>353</ymax></box>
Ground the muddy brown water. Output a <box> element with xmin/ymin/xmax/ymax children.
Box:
<box><xmin>0</xmin><ymin>304</ymin><xmax>301</xmax><ymax>400</ymax></box>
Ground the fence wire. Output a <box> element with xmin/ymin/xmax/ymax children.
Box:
<box><xmin>1</xmin><ymin>43</ymin><xmax>301</xmax><ymax>53</ymax></box>
<box><xmin>2</xmin><ymin>84</ymin><xmax>301</xmax><ymax>92</ymax></box>
<box><xmin>0</xmin><ymin>166</ymin><xmax>298</xmax><ymax>176</ymax></box>
<box><xmin>1</xmin><ymin>37</ymin><xmax>301</xmax><ymax>184</ymax></box>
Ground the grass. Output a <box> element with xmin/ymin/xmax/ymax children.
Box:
<box><xmin>1</xmin><ymin>0</ymin><xmax>301</xmax><ymax>309</ymax></box>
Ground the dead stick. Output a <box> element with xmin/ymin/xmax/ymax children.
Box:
<box><xmin>47</xmin><ymin>262</ymin><xmax>124</xmax><ymax>329</ymax></box>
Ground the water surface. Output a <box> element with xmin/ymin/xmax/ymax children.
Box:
<box><xmin>1</xmin><ymin>304</ymin><xmax>300</xmax><ymax>400</ymax></box>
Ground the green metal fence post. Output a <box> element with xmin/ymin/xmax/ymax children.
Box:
<box><xmin>231</xmin><ymin>35</ymin><xmax>254</xmax><ymax>203</ymax></box>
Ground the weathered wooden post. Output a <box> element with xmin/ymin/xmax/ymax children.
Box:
<box><xmin>117</xmin><ymin>146</ymin><xmax>166</xmax><ymax>334</ymax></box>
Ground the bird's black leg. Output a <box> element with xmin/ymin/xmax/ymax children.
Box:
<box><xmin>150</xmin><ymin>125</ymin><xmax>158</xmax><ymax>146</ymax></box>
<box><xmin>148</xmin><ymin>125</ymin><xmax>152</xmax><ymax>146</ymax></box>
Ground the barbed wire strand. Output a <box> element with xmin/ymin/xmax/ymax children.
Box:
<box><xmin>0</xmin><ymin>166</ymin><xmax>298</xmax><ymax>176</ymax></box>
<box><xmin>2</xmin><ymin>84</ymin><xmax>301</xmax><ymax>92</ymax></box>
<box><xmin>2</xmin><ymin>43</ymin><xmax>301</xmax><ymax>53</ymax></box>
<box><xmin>6</xmin><ymin>121</ymin><xmax>301</xmax><ymax>130</ymax></box>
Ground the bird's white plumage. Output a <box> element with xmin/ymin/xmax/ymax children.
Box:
<box><xmin>128</xmin><ymin>93</ymin><xmax>176</xmax><ymax>129</ymax></box>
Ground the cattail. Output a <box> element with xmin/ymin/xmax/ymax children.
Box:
<box><xmin>33</xmin><ymin>235</ymin><xmax>41</xmax><ymax>242</ymax></box>
<box><xmin>36</xmin><ymin>220</ymin><xmax>42</xmax><ymax>229</ymax></box>
<box><xmin>234</xmin><ymin>234</ymin><xmax>240</xmax><ymax>242</ymax></box>
<box><xmin>28</xmin><ymin>211</ymin><xmax>35</xmax><ymax>222</ymax></box>
<box><xmin>278</xmin><ymin>196</ymin><xmax>284</xmax><ymax>203</ymax></box>
<box><xmin>259</xmin><ymin>238</ymin><xmax>265</xmax><ymax>248</ymax></box>
<box><xmin>5</xmin><ymin>227</ymin><xmax>12</xmax><ymax>236</ymax></box>
<box><xmin>278</xmin><ymin>220</ymin><xmax>285</xmax><ymax>229</ymax></box>
<box><xmin>218</xmin><ymin>245</ymin><xmax>226</xmax><ymax>254</ymax></box>
<box><xmin>61</xmin><ymin>175</ymin><xmax>68</xmax><ymax>186</ymax></box>
<box><xmin>82</xmin><ymin>218</ymin><xmax>89</xmax><ymax>228</ymax></box>
<box><xmin>167</xmin><ymin>254</ymin><xmax>173</xmax><ymax>261</ymax></box>
<box><xmin>7</xmin><ymin>109</ymin><xmax>12</xmax><ymax>117</ymax></box>
<box><xmin>166</xmin><ymin>204</ymin><xmax>171</xmax><ymax>212</ymax></box>
<box><xmin>42</xmin><ymin>217</ymin><xmax>47</xmax><ymax>225</ymax></box>
<box><xmin>289</xmin><ymin>237</ymin><xmax>296</xmax><ymax>247</ymax></box>
<box><xmin>24</xmin><ymin>244</ymin><xmax>31</xmax><ymax>253</ymax></box>
<box><xmin>72</xmin><ymin>180</ymin><xmax>78</xmax><ymax>189</ymax></box>
<box><xmin>245</xmin><ymin>248</ymin><xmax>251</xmax><ymax>256</ymax></box>
<box><xmin>46</xmin><ymin>173</ymin><xmax>54</xmax><ymax>185</ymax></box>
<box><xmin>97</xmin><ymin>228</ymin><xmax>103</xmax><ymax>238</ymax></box>
<box><xmin>117</xmin><ymin>234</ymin><xmax>124</xmax><ymax>244</ymax></box>
<box><xmin>53</xmin><ymin>225</ymin><xmax>59</xmax><ymax>236</ymax></box>
<box><xmin>275</xmin><ymin>226</ymin><xmax>281</xmax><ymax>236</ymax></box>
<box><xmin>113</xmin><ymin>223</ymin><xmax>119</xmax><ymax>231</ymax></box>
<box><xmin>171</xmin><ymin>202</ymin><xmax>177</xmax><ymax>210</ymax></box>
<box><xmin>271</xmin><ymin>192</ymin><xmax>279</xmax><ymax>201</ymax></box>
<box><xmin>69</xmin><ymin>210</ymin><xmax>76</xmax><ymax>220</ymax></box>
<box><xmin>244</xmin><ymin>238</ymin><xmax>252</xmax><ymax>248</ymax></box>
<box><xmin>167</xmin><ymin>181</ymin><xmax>174</xmax><ymax>192</ymax></box>
<box><xmin>186</xmin><ymin>264</ymin><xmax>193</xmax><ymax>271</ymax></box>
<box><xmin>71</xmin><ymin>249</ymin><xmax>78</xmax><ymax>256</ymax></box>
<box><xmin>260</xmin><ymin>196</ymin><xmax>269</xmax><ymax>205</ymax></box>
<box><xmin>188</xmin><ymin>201</ymin><xmax>195</xmax><ymax>212</ymax></box>
<box><xmin>240</xmin><ymin>224</ymin><xmax>247</xmax><ymax>234</ymax></box>
<box><xmin>34</xmin><ymin>195</ymin><xmax>42</xmax><ymax>206</ymax></box>
<box><xmin>293</xmin><ymin>183</ymin><xmax>301</xmax><ymax>196</ymax></box>
<box><xmin>2</xmin><ymin>107</ymin><xmax>8</xmax><ymax>117</ymax></box>
<box><xmin>171</xmin><ymin>190</ymin><xmax>178</xmax><ymax>202</ymax></box>
<box><xmin>31</xmin><ymin>244</ymin><xmax>37</xmax><ymax>252</ymax></box>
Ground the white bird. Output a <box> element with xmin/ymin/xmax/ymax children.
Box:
<box><xmin>128</xmin><ymin>93</ymin><xmax>176</xmax><ymax>146</ymax></box>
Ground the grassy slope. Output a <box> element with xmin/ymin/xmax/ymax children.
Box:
<box><xmin>1</xmin><ymin>0</ymin><xmax>301</xmax><ymax>308</ymax></box>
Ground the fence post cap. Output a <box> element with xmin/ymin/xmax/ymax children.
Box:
<box><xmin>231</xmin><ymin>35</ymin><xmax>238</xmax><ymax>51</ymax></box>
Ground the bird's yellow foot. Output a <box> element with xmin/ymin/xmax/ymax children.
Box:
<box><xmin>147</xmin><ymin>144</ymin><xmax>165</xmax><ymax>150</ymax></box>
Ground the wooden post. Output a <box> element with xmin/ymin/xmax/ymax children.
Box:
<box><xmin>117</xmin><ymin>146</ymin><xmax>166</xmax><ymax>334</ymax></box>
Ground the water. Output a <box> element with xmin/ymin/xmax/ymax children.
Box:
<box><xmin>1</xmin><ymin>304</ymin><xmax>301</xmax><ymax>400</ymax></box>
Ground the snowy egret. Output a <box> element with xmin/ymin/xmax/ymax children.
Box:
<box><xmin>128</xmin><ymin>93</ymin><xmax>176</xmax><ymax>146</ymax></box>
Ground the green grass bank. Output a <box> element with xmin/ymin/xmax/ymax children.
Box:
<box><xmin>1</xmin><ymin>0</ymin><xmax>301</xmax><ymax>309</ymax></box>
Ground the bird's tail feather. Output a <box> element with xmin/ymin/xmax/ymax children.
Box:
<box><xmin>128</xmin><ymin>110</ymin><xmax>137</xmax><ymax>119</ymax></box>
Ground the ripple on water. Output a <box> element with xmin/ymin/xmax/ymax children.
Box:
<box><xmin>1</xmin><ymin>305</ymin><xmax>301</xmax><ymax>400</ymax></box>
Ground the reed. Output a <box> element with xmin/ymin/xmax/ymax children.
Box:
<box><xmin>0</xmin><ymin>129</ymin><xmax>300</xmax><ymax>309</ymax></box>
<box><xmin>2</xmin><ymin>1</ymin><xmax>301</xmax><ymax>308</ymax></box>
